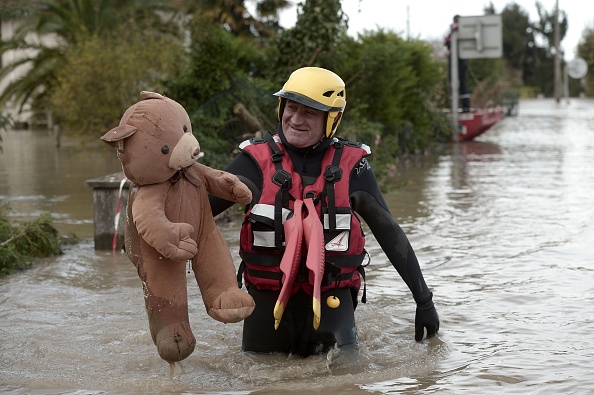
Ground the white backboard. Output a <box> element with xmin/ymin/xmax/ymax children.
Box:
<box><xmin>458</xmin><ymin>15</ymin><xmax>503</xmax><ymax>59</ymax></box>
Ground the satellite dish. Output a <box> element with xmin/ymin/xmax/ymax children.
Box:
<box><xmin>567</xmin><ymin>57</ymin><xmax>588</xmax><ymax>79</ymax></box>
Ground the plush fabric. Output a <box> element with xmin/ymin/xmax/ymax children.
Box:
<box><xmin>101</xmin><ymin>91</ymin><xmax>255</xmax><ymax>363</ymax></box>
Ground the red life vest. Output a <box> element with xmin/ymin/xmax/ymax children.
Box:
<box><xmin>238</xmin><ymin>132</ymin><xmax>371</xmax><ymax>296</ymax></box>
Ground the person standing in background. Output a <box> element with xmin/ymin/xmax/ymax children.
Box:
<box><xmin>444</xmin><ymin>15</ymin><xmax>471</xmax><ymax>112</ymax></box>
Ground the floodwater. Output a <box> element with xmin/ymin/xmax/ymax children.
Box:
<box><xmin>1</xmin><ymin>98</ymin><xmax>593</xmax><ymax>394</ymax></box>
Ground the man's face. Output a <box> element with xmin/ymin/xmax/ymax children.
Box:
<box><xmin>281</xmin><ymin>100</ymin><xmax>326</xmax><ymax>148</ymax></box>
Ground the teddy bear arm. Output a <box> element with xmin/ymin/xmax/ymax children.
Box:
<box><xmin>132</xmin><ymin>187</ymin><xmax>198</xmax><ymax>261</ymax></box>
<box><xmin>193</xmin><ymin>163</ymin><xmax>252</xmax><ymax>205</ymax></box>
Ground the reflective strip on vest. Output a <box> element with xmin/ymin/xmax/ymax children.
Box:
<box><xmin>323</xmin><ymin>213</ymin><xmax>351</xmax><ymax>230</ymax></box>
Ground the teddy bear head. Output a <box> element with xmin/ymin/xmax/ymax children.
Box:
<box><xmin>101</xmin><ymin>91</ymin><xmax>201</xmax><ymax>186</ymax></box>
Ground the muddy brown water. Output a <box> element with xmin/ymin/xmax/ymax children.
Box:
<box><xmin>1</xmin><ymin>98</ymin><xmax>593</xmax><ymax>394</ymax></box>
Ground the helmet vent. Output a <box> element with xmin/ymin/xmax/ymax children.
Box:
<box><xmin>323</xmin><ymin>90</ymin><xmax>334</xmax><ymax>98</ymax></box>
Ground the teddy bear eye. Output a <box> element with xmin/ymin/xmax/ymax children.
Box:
<box><xmin>183</xmin><ymin>125</ymin><xmax>188</xmax><ymax>133</ymax></box>
<box><xmin>161</xmin><ymin>146</ymin><xmax>169</xmax><ymax>154</ymax></box>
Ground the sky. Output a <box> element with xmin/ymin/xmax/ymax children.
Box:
<box><xmin>279</xmin><ymin>0</ymin><xmax>593</xmax><ymax>60</ymax></box>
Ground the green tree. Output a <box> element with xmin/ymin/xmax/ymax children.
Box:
<box><xmin>577</xmin><ymin>26</ymin><xmax>594</xmax><ymax>95</ymax></box>
<box><xmin>163</xmin><ymin>16</ymin><xmax>265</xmax><ymax>111</ymax></box>
<box><xmin>267</xmin><ymin>0</ymin><xmax>348</xmax><ymax>84</ymax></box>
<box><xmin>336</xmin><ymin>30</ymin><xmax>446</xmax><ymax>156</ymax></box>
<box><xmin>187</xmin><ymin>0</ymin><xmax>290</xmax><ymax>39</ymax></box>
<box><xmin>0</xmin><ymin>0</ymin><xmax>180</xmax><ymax>120</ymax></box>
<box><xmin>518</xmin><ymin>2</ymin><xmax>567</xmax><ymax>96</ymax></box>
<box><xmin>533</xmin><ymin>1</ymin><xmax>568</xmax><ymax>55</ymax></box>
<box><xmin>0</xmin><ymin>0</ymin><xmax>38</xmax><ymax>19</ymax></box>
<box><xmin>500</xmin><ymin>3</ymin><xmax>534</xmax><ymax>81</ymax></box>
<box><xmin>50</xmin><ymin>23</ymin><xmax>183</xmax><ymax>140</ymax></box>
<box><xmin>162</xmin><ymin>17</ymin><xmax>275</xmax><ymax>168</ymax></box>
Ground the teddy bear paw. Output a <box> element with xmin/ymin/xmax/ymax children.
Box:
<box><xmin>219</xmin><ymin>174</ymin><xmax>251</xmax><ymax>204</ymax></box>
<box><xmin>207</xmin><ymin>287</ymin><xmax>256</xmax><ymax>323</ymax></box>
<box><xmin>232</xmin><ymin>183</ymin><xmax>252</xmax><ymax>205</ymax></box>
<box><xmin>172</xmin><ymin>237</ymin><xmax>198</xmax><ymax>261</ymax></box>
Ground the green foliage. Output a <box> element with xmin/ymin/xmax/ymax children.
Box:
<box><xmin>186</xmin><ymin>0</ymin><xmax>288</xmax><ymax>39</ymax></box>
<box><xmin>183</xmin><ymin>79</ymin><xmax>278</xmax><ymax>170</ymax></box>
<box><xmin>533</xmin><ymin>2</ymin><xmax>568</xmax><ymax>53</ymax></box>
<box><xmin>162</xmin><ymin>18</ymin><xmax>275</xmax><ymax>169</ymax></box>
<box><xmin>336</xmin><ymin>31</ymin><xmax>448</xmax><ymax>155</ymax></box>
<box><xmin>0</xmin><ymin>0</ymin><xmax>38</xmax><ymax>19</ymax></box>
<box><xmin>266</xmin><ymin>0</ymin><xmax>347</xmax><ymax>84</ymax></box>
<box><xmin>467</xmin><ymin>57</ymin><xmax>508</xmax><ymax>106</ymax></box>
<box><xmin>7</xmin><ymin>0</ymin><xmax>564</xmax><ymax>174</ymax></box>
<box><xmin>161</xmin><ymin>1</ymin><xmax>452</xmax><ymax>174</ymax></box>
<box><xmin>49</xmin><ymin>24</ymin><xmax>183</xmax><ymax>139</ymax></box>
<box><xmin>0</xmin><ymin>0</ymin><xmax>181</xmax><ymax>121</ymax></box>
<box><xmin>0</xmin><ymin>203</ymin><xmax>63</xmax><ymax>276</ymax></box>
<box><xmin>495</xmin><ymin>1</ymin><xmax>567</xmax><ymax>97</ymax></box>
<box><xmin>499</xmin><ymin>2</ymin><xmax>536</xmax><ymax>84</ymax></box>
<box><xmin>163</xmin><ymin>18</ymin><xmax>265</xmax><ymax>112</ymax></box>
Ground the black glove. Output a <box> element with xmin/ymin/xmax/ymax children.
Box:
<box><xmin>415</xmin><ymin>292</ymin><xmax>439</xmax><ymax>341</ymax></box>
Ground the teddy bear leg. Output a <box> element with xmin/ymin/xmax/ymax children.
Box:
<box><xmin>191</xmin><ymin>227</ymin><xmax>255</xmax><ymax>324</ymax></box>
<box><xmin>139</xmin><ymin>257</ymin><xmax>196</xmax><ymax>362</ymax></box>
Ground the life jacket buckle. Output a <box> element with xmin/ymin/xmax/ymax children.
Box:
<box><xmin>346</xmin><ymin>141</ymin><xmax>362</xmax><ymax>148</ymax></box>
<box><xmin>272</xmin><ymin>169</ymin><xmax>292</xmax><ymax>189</ymax></box>
<box><xmin>250</xmin><ymin>137</ymin><xmax>266</xmax><ymax>144</ymax></box>
<box><xmin>333</xmin><ymin>140</ymin><xmax>344</xmax><ymax>149</ymax></box>
<box><xmin>324</xmin><ymin>165</ymin><xmax>342</xmax><ymax>182</ymax></box>
<box><xmin>271</xmin><ymin>151</ymin><xmax>285</xmax><ymax>163</ymax></box>
<box><xmin>304</xmin><ymin>191</ymin><xmax>317</xmax><ymax>200</ymax></box>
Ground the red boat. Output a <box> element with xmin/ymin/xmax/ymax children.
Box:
<box><xmin>454</xmin><ymin>106</ymin><xmax>505</xmax><ymax>141</ymax></box>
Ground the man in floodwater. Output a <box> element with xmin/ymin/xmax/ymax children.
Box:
<box><xmin>209</xmin><ymin>67</ymin><xmax>440</xmax><ymax>357</ymax></box>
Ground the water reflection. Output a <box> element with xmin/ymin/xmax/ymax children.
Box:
<box><xmin>0</xmin><ymin>129</ymin><xmax>122</xmax><ymax>239</ymax></box>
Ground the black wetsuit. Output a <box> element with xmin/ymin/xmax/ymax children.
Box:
<box><xmin>209</xmin><ymin>129</ymin><xmax>434</xmax><ymax>356</ymax></box>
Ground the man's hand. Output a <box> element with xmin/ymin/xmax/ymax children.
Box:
<box><xmin>415</xmin><ymin>292</ymin><xmax>440</xmax><ymax>341</ymax></box>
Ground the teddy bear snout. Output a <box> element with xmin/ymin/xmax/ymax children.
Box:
<box><xmin>168</xmin><ymin>133</ymin><xmax>201</xmax><ymax>170</ymax></box>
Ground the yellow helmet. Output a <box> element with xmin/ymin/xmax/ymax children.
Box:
<box><xmin>274</xmin><ymin>67</ymin><xmax>346</xmax><ymax>139</ymax></box>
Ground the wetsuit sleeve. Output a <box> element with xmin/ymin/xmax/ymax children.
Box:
<box><xmin>208</xmin><ymin>152</ymin><xmax>262</xmax><ymax>217</ymax></box>
<box><xmin>349</xmin><ymin>158</ymin><xmax>432</xmax><ymax>303</ymax></box>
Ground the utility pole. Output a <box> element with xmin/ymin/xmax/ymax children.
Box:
<box><xmin>450</xmin><ymin>28</ymin><xmax>460</xmax><ymax>142</ymax></box>
<box><xmin>406</xmin><ymin>6</ymin><xmax>410</xmax><ymax>39</ymax></box>
<box><xmin>554</xmin><ymin>0</ymin><xmax>562</xmax><ymax>103</ymax></box>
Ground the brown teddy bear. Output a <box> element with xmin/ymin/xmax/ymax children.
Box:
<box><xmin>101</xmin><ymin>91</ymin><xmax>255</xmax><ymax>363</ymax></box>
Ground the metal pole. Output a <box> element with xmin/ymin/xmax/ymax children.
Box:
<box><xmin>450</xmin><ymin>29</ymin><xmax>460</xmax><ymax>142</ymax></box>
<box><xmin>563</xmin><ymin>64</ymin><xmax>569</xmax><ymax>101</ymax></box>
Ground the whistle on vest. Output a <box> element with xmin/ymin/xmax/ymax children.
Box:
<box><xmin>326</xmin><ymin>295</ymin><xmax>340</xmax><ymax>308</ymax></box>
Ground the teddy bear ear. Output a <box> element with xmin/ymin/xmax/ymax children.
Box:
<box><xmin>101</xmin><ymin>104</ymin><xmax>138</xmax><ymax>144</ymax></box>
<box><xmin>139</xmin><ymin>91</ymin><xmax>164</xmax><ymax>101</ymax></box>
<box><xmin>101</xmin><ymin>123</ymin><xmax>137</xmax><ymax>144</ymax></box>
